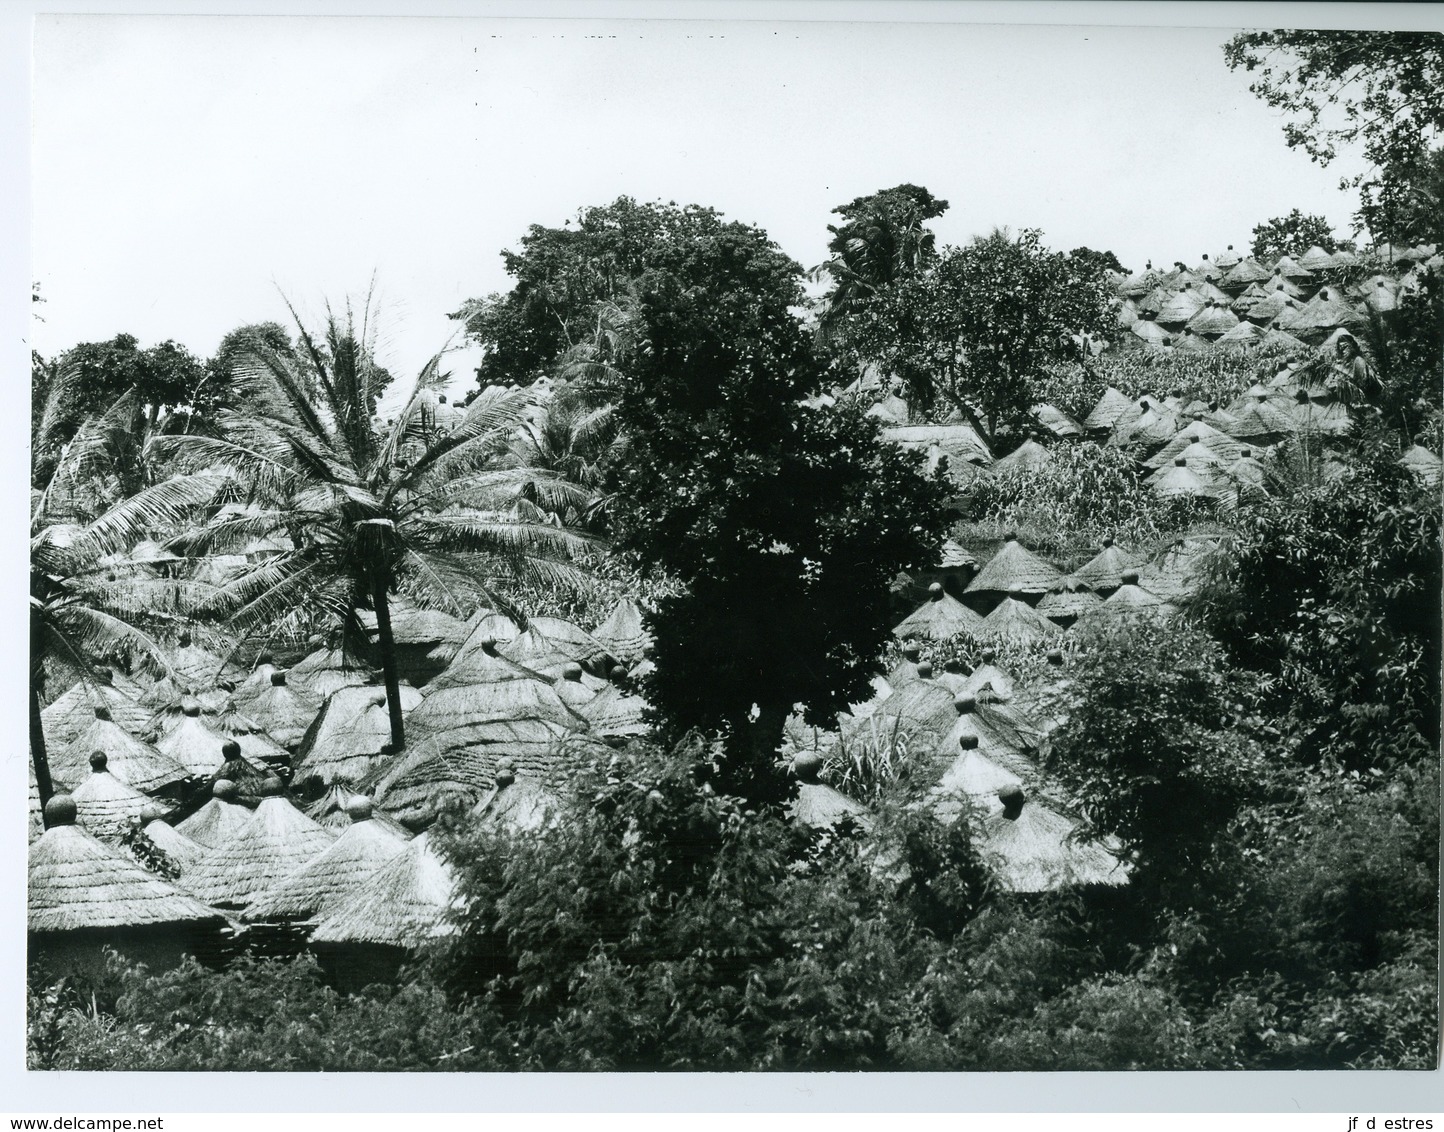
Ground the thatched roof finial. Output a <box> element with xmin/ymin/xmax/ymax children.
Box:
<box><xmin>954</xmin><ymin>694</ymin><xmax>977</xmax><ymax>715</ymax></box>
<box><xmin>927</xmin><ymin>582</ymin><xmax>944</xmax><ymax>601</ymax></box>
<box><xmin>916</xmin><ymin>660</ymin><xmax>933</xmax><ymax>679</ymax></box>
<box><xmin>346</xmin><ymin>796</ymin><xmax>374</xmax><ymax>822</ymax></box>
<box><xmin>611</xmin><ymin>664</ymin><xmax>628</xmax><ymax>682</ymax></box>
<box><xmin>998</xmin><ymin>784</ymin><xmax>1025</xmax><ymax>820</ymax></box>
<box><xmin>562</xmin><ymin>662</ymin><xmax>584</xmax><ymax>682</ymax></box>
<box><xmin>495</xmin><ymin>756</ymin><xmax>517</xmax><ymax>788</ymax></box>
<box><xmin>958</xmin><ymin>733</ymin><xmax>979</xmax><ymax>751</ymax></box>
<box><xmin>271</xmin><ymin>671</ymin><xmax>287</xmax><ymax>686</ymax></box>
<box><xmin>44</xmin><ymin>794</ymin><xmax>78</xmax><ymax>826</ymax></box>
<box><xmin>214</xmin><ymin>778</ymin><xmax>237</xmax><ymax>800</ymax></box>
<box><xmin>981</xmin><ymin>648</ymin><xmax>996</xmax><ymax>663</ymax></box>
<box><xmin>93</xmin><ymin>704</ymin><xmax>112</xmax><ymax>721</ymax></box>
<box><xmin>259</xmin><ymin>775</ymin><xmax>284</xmax><ymax>797</ymax></box>
<box><xmin>182</xmin><ymin>698</ymin><xmax>201</xmax><ymax>717</ymax></box>
<box><xmin>1046</xmin><ymin>648</ymin><xmax>1063</xmax><ymax>666</ymax></box>
<box><xmin>1122</xmin><ymin>570</ymin><xmax>1141</xmax><ymax>585</ymax></box>
<box><xmin>89</xmin><ymin>750</ymin><xmax>108</xmax><ymax>773</ymax></box>
<box><xmin>902</xmin><ymin>642</ymin><xmax>921</xmax><ymax>661</ymax></box>
<box><xmin>179</xmin><ymin>631</ymin><xmax>192</xmax><ymax>647</ymax></box>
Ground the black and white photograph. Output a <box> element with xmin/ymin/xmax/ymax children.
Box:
<box><xmin>16</xmin><ymin>0</ymin><xmax>1444</xmax><ymax>1095</ymax></box>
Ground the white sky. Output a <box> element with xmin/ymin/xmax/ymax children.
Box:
<box><xmin>24</xmin><ymin>7</ymin><xmax>1416</xmax><ymax>405</ymax></box>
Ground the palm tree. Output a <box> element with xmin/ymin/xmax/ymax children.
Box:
<box><xmin>167</xmin><ymin>303</ymin><xmax>600</xmax><ymax>751</ymax></box>
<box><xmin>31</xmin><ymin>370</ymin><xmax>228</xmax><ymax>817</ymax></box>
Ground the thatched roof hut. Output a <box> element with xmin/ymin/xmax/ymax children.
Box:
<box><xmin>1297</xmin><ymin>245</ymin><xmax>1336</xmax><ymax>272</ymax></box>
<box><xmin>861</xmin><ymin>678</ymin><xmax>961</xmax><ymax>743</ymax></box>
<box><xmin>529</xmin><ymin>616</ymin><xmax>611</xmax><ymax>668</ymax></box>
<box><xmin>182</xmin><ymin>780</ymin><xmax>338</xmax><ymax>909</ymax></box>
<box><xmin>470</xmin><ymin>759</ymin><xmax>561</xmax><ymax>834</ymax></box>
<box><xmin>408</xmin><ymin>675</ymin><xmax>587</xmax><ymax>740</ymax></box>
<box><xmin>430</xmin><ymin>635</ymin><xmax>548</xmax><ymax>691</ymax></box>
<box><xmin>893</xmin><ymin>582</ymin><xmax>986</xmax><ymax>641</ymax></box>
<box><xmin>240</xmin><ymin>671</ymin><xmax>320</xmax><ymax>750</ymax></box>
<box><xmin>175</xmin><ymin>779</ymin><xmax>253</xmax><ymax>849</ymax></box>
<box><xmin>958</xmin><ymin>649</ymin><xmax>1017</xmax><ymax>701</ymax></box>
<box><xmin>168</xmin><ymin>632</ymin><xmax>230</xmax><ymax>691</ymax></box>
<box><xmin>71</xmin><ymin>753</ymin><xmax>152</xmax><ymax>839</ymax></box>
<box><xmin>977</xmin><ymin>787</ymin><xmax>1128</xmax><ymax>892</ymax></box>
<box><xmin>1221</xmin><ymin>256</ymin><xmax>1271</xmax><ymax>288</ymax></box>
<box><xmin>576</xmin><ymin>684</ymin><xmax>650</xmax><ymax>739</ymax></box>
<box><xmin>1082</xmin><ymin>387</ymin><xmax>1134</xmax><ymax>433</ymax></box>
<box><xmin>1185</xmin><ymin>301</ymin><xmax>1240</xmax><ymax>339</ymax></box>
<box><xmin>1273</xmin><ymin>255</ymin><xmax>1314</xmax><ymax>283</ymax></box>
<box><xmin>153</xmin><ymin>704</ymin><xmax>233</xmax><ymax>778</ymax></box>
<box><xmin>56</xmin><ymin>707</ymin><xmax>190</xmax><ymax>795</ymax></box>
<box><xmin>29</xmin><ymin>795</ymin><xmax>223</xmax><ymax>933</ymax></box>
<box><xmin>42</xmin><ymin>678</ymin><xmax>152</xmax><ymax>748</ymax></box>
<box><xmin>288</xmin><ymin>646</ymin><xmax>370</xmax><ymax>700</ymax></box>
<box><xmin>1037</xmin><ymin>579</ymin><xmax>1103</xmax><ymax>625</ymax></box>
<box><xmin>139</xmin><ymin>803</ymin><xmax>205</xmax><ymax>873</ymax></box>
<box><xmin>290</xmin><ymin>684</ymin><xmax>424</xmax><ymax>788</ymax></box>
<box><xmin>965</xmin><ymin>536</ymin><xmax>1063</xmax><ymax>597</ymax></box>
<box><xmin>243</xmin><ymin>796</ymin><xmax>409</xmax><ymax>923</ymax></box>
<box><xmin>980</xmin><ymin>593</ymin><xmax>1061</xmax><ymax>643</ymax></box>
<box><xmin>1154</xmin><ymin>285</ymin><xmax>1206</xmax><ymax>328</ymax></box>
<box><xmin>1398</xmin><ymin>442</ymin><xmax>1443</xmax><ymax>488</ymax></box>
<box><xmin>591</xmin><ymin>596</ymin><xmax>652</xmax><ymax>663</ymax></box>
<box><xmin>992</xmin><ymin>437</ymin><xmax>1052</xmax><ymax>474</ymax></box>
<box><xmin>881</xmin><ymin>423</ymin><xmax>993</xmax><ymax>469</ymax></box>
<box><xmin>309</xmin><ymin>830</ymin><xmax>459</xmax><ymax>948</ymax></box>
<box><xmin>787</xmin><ymin>753</ymin><xmax>872</xmax><ymax>832</ymax></box>
<box><xmin>1069</xmin><ymin>537</ymin><xmax>1141</xmax><ymax>593</ymax></box>
<box><xmin>1032</xmin><ymin>403</ymin><xmax>1083</xmax><ymax>440</ymax></box>
<box><xmin>231</xmin><ymin>655</ymin><xmax>280</xmax><ymax>704</ymax></box>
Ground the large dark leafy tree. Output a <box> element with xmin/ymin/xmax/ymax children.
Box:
<box><xmin>1249</xmin><ymin>209</ymin><xmax>1340</xmax><ymax>260</ymax></box>
<box><xmin>451</xmin><ymin>197</ymin><xmax>739</xmax><ymax>390</ymax></box>
<box><xmin>815</xmin><ymin>184</ymin><xmax>949</xmax><ymax>327</ymax></box>
<box><xmin>167</xmin><ymin>305</ymin><xmax>597</xmax><ymax>750</ymax></box>
<box><xmin>600</xmin><ymin>218</ymin><xmax>951</xmax><ymax>802</ymax></box>
<box><xmin>1225</xmin><ymin>31</ymin><xmax>1444</xmax><ymax>241</ymax></box>
<box><xmin>852</xmin><ymin>229</ymin><xmax>1113</xmax><ymax>444</ymax></box>
<box><xmin>43</xmin><ymin>334</ymin><xmax>209</xmax><ymax>440</ymax></box>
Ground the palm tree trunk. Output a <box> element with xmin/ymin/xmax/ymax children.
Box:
<box><xmin>31</xmin><ymin>680</ymin><xmax>56</xmax><ymax>821</ymax></box>
<box><xmin>371</xmin><ymin>574</ymin><xmax>407</xmax><ymax>750</ymax></box>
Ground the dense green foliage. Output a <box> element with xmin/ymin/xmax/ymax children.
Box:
<box><xmin>848</xmin><ymin>229</ymin><xmax>1114</xmax><ymax>442</ymax></box>
<box><xmin>1225</xmin><ymin>31</ymin><xmax>1444</xmax><ymax>238</ymax></box>
<box><xmin>1248</xmin><ymin>209</ymin><xmax>1340</xmax><ymax>260</ymax></box>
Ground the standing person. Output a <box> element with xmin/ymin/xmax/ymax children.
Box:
<box><xmin>1329</xmin><ymin>331</ymin><xmax>1380</xmax><ymax>407</ymax></box>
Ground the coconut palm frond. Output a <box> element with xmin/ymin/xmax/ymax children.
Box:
<box><xmin>375</xmin><ymin>352</ymin><xmax>453</xmax><ymax>469</ymax></box>
<box><xmin>51</xmin><ymin>605</ymin><xmax>177</xmax><ymax>677</ymax></box>
<box><xmin>69</xmin><ymin>471</ymin><xmax>233</xmax><ymax>565</ymax></box>
<box><xmin>409</xmin><ymin>513</ymin><xmax>599</xmax><ymax>561</ymax></box>
<box><xmin>390</xmin><ymin>386</ymin><xmax>533</xmax><ymax>494</ymax></box>
<box><xmin>396</xmin><ymin>548</ymin><xmax>487</xmax><ymax>617</ymax></box>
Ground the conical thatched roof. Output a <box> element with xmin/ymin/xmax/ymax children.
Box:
<box><xmin>1261</xmin><ymin>327</ymin><xmax>1308</xmax><ymax>352</ymax></box>
<box><xmin>367</xmin><ymin>723</ymin><xmax>604</xmax><ymax>823</ymax></box>
<box><xmin>864</xmin><ymin>678</ymin><xmax>961</xmax><ymax>742</ymax></box>
<box><xmin>1221</xmin><ymin>256</ymin><xmax>1271</xmax><ymax>288</ymax></box>
<box><xmin>290</xmin><ymin>684</ymin><xmax>423</xmax><ymax>787</ymax></box>
<box><xmin>591</xmin><ymin>597</ymin><xmax>652</xmax><ymax>663</ymax></box>
<box><xmin>1229</xmin><ymin>281</ymin><xmax>1269</xmax><ymax>315</ymax></box>
<box><xmin>232</xmin><ymin>660</ymin><xmax>281</xmax><ymax>705</ymax></box>
<box><xmin>1142</xmin><ymin>420</ymin><xmax>1238</xmax><ymax>470</ymax></box>
<box><xmin>1172</xmin><ymin>330</ymin><xmax>1211</xmax><ymax>355</ymax></box>
<box><xmin>141</xmin><ymin>811</ymin><xmax>205</xmax><ymax>873</ymax></box>
<box><xmin>893</xmin><ymin>583</ymin><xmax>986</xmax><ymax>640</ymax></box>
<box><xmin>152</xmin><ymin>707</ymin><xmax>235</xmax><ymax>778</ymax></box>
<box><xmin>1037</xmin><ymin>579</ymin><xmax>1103</xmax><ymax>622</ymax></box>
<box><xmin>243</xmin><ymin>798</ymin><xmax>409</xmax><ymax>923</ymax></box>
<box><xmin>788</xmin><ymin>755</ymin><xmax>872</xmax><ymax>831</ymax></box>
<box><xmin>1213</xmin><ymin>320</ymin><xmax>1266</xmax><ymax>351</ymax></box>
<box><xmin>881</xmin><ymin>423</ymin><xmax>993</xmax><ymax>468</ymax></box>
<box><xmin>1069</xmin><ymin>537</ymin><xmax>1141</xmax><ymax>592</ymax></box>
<box><xmin>528</xmin><ymin>617</ymin><xmax>611</xmax><ymax>667</ymax></box>
<box><xmin>933</xmin><ymin>736</ymin><xmax>1027</xmax><ymax>818</ymax></box>
<box><xmin>980</xmin><ymin>595</ymin><xmax>1061</xmax><ymax>643</ymax></box>
<box><xmin>1291</xmin><ymin>288</ymin><xmax>1366</xmax><ymax>335</ymax></box>
<box><xmin>168</xmin><ymin>634</ymin><xmax>230</xmax><ymax>690</ymax></box>
<box><xmin>499</xmin><ymin>627</ymin><xmax>583</xmax><ymax>680</ymax></box>
<box><xmin>310</xmin><ymin>831</ymin><xmax>459</xmax><ymax>948</ymax></box>
<box><xmin>1149</xmin><ymin>459</ymin><xmax>1217</xmax><ymax>500</ymax></box>
<box><xmin>1273</xmin><ymin>255</ymin><xmax>1314</xmax><ymax>282</ymax></box>
<box><xmin>29</xmin><ymin>796</ymin><xmax>223</xmax><ymax>932</ymax></box>
<box><xmin>240</xmin><ymin>673</ymin><xmax>321</xmax><ymax>750</ymax></box>
<box><xmin>1398</xmin><ymin>443</ymin><xmax>1443</xmax><ymax>487</ymax></box>
<box><xmin>71</xmin><ymin>754</ymin><xmax>152</xmax><ymax>839</ymax></box>
<box><xmin>57</xmin><ymin>712</ymin><xmax>190</xmax><ymax>794</ymax></box>
<box><xmin>959</xmin><ymin>651</ymin><xmax>1016</xmax><ymax>701</ymax></box>
<box><xmin>965</xmin><ymin>536</ymin><xmax>1063</xmax><ymax>596</ymax></box>
<box><xmin>938</xmin><ymin>538</ymin><xmax>977</xmax><ymax>569</ymax></box>
<box><xmin>42</xmin><ymin>680</ymin><xmax>152</xmax><ymax>748</ymax></box>
<box><xmin>183</xmin><ymin>791</ymin><xmax>338</xmax><ymax>909</ymax></box>
<box><xmin>1130</xmin><ymin>318</ymin><xmax>1171</xmax><ymax>345</ymax></box>
<box><xmin>1145</xmin><ymin>446</ymin><xmax>1227</xmax><ymax>493</ymax></box>
<box><xmin>1135</xmin><ymin>284</ymin><xmax>1172</xmax><ymax>318</ymax></box>
<box><xmin>358</xmin><ymin>605</ymin><xmax>469</xmax><ymax>648</ymax></box>
<box><xmin>1185</xmin><ymin>302</ymin><xmax>1240</xmax><ymax>339</ymax></box>
<box><xmin>1032</xmin><ymin>403</ymin><xmax>1083</xmax><ymax>439</ymax></box>
<box><xmin>1154</xmin><ymin>286</ymin><xmax>1206</xmax><ymax>327</ymax></box>
<box><xmin>1118</xmin><ymin>267</ymin><xmax>1159</xmax><ymax>298</ymax></box>
<box><xmin>992</xmin><ymin>437</ymin><xmax>1052</xmax><ymax>473</ymax></box>
<box><xmin>977</xmin><ymin>789</ymin><xmax>1127</xmax><ymax>892</ymax></box>
<box><xmin>576</xmin><ymin>684</ymin><xmax>650</xmax><ymax>739</ymax></box>
<box><xmin>431</xmin><ymin>635</ymin><xmax>548</xmax><ymax>691</ymax></box>
<box><xmin>175</xmin><ymin>781</ymin><xmax>253</xmax><ymax>848</ymax></box>
<box><xmin>471</xmin><ymin>765</ymin><xmax>561</xmax><ymax>835</ymax></box>
<box><xmin>288</xmin><ymin>647</ymin><xmax>370</xmax><ymax>699</ymax></box>
<box><xmin>1082</xmin><ymin>387</ymin><xmax>1133</xmax><ymax>433</ymax></box>
<box><xmin>1213</xmin><ymin>245</ymin><xmax>1242</xmax><ymax>270</ymax></box>
<box><xmin>408</xmin><ymin>676</ymin><xmax>586</xmax><ymax>740</ymax></box>
<box><xmin>1297</xmin><ymin>245</ymin><xmax>1336</xmax><ymax>272</ymax></box>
